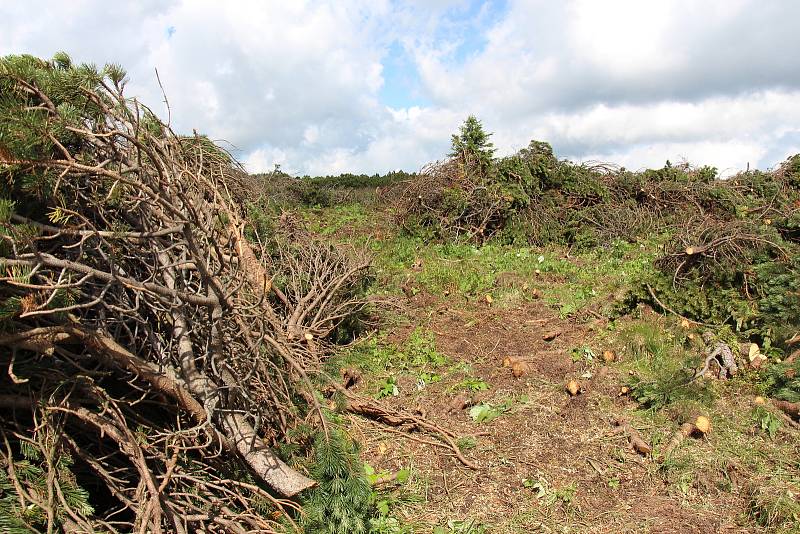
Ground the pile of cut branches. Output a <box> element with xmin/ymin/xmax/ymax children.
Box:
<box><xmin>655</xmin><ymin>217</ymin><xmax>789</xmax><ymax>285</ymax></box>
<box><xmin>643</xmin><ymin>161</ymin><xmax>800</xmax><ymax>345</ymax></box>
<box><xmin>0</xmin><ymin>54</ymin><xmax>372</xmax><ymax>532</ymax></box>
<box><xmin>396</xmin><ymin>159</ymin><xmax>517</xmax><ymax>242</ymax></box>
<box><xmin>396</xmin><ymin>116</ymin><xmax>540</xmax><ymax>243</ymax></box>
<box><xmin>396</xmin><ymin>118</ymin><xmax>800</xmax><ymax>364</ymax></box>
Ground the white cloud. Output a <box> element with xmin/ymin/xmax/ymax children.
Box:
<box><xmin>244</xmin><ymin>146</ymin><xmax>287</xmax><ymax>173</ymax></box>
<box><xmin>406</xmin><ymin>0</ymin><xmax>800</xmax><ymax>172</ymax></box>
<box><xmin>567</xmin><ymin>0</ymin><xmax>683</xmax><ymax>76</ymax></box>
<box><xmin>1</xmin><ymin>0</ymin><xmax>398</xmax><ymax>172</ymax></box>
<box><xmin>2</xmin><ymin>0</ymin><xmax>799</xmax><ymax>175</ymax></box>
<box><xmin>538</xmin><ymin>90</ymin><xmax>800</xmax><ymax>147</ymax></box>
<box><xmin>581</xmin><ymin>141</ymin><xmax>767</xmax><ymax>178</ymax></box>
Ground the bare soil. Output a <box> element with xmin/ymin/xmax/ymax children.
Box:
<box><xmin>347</xmin><ymin>295</ymin><xmax>757</xmax><ymax>533</ymax></box>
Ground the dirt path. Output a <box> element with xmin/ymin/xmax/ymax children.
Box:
<box><xmin>348</xmin><ymin>296</ymin><xmax>753</xmax><ymax>533</ymax></box>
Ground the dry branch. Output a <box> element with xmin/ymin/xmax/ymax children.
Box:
<box><xmin>773</xmin><ymin>400</ymin><xmax>800</xmax><ymax>420</ymax></box>
<box><xmin>660</xmin><ymin>422</ymin><xmax>702</xmax><ymax>459</ymax></box>
<box><xmin>0</xmin><ymin>57</ymin><xmax>372</xmax><ymax>530</ymax></box>
<box><xmin>340</xmin><ymin>389</ymin><xmax>478</xmax><ymax>469</ymax></box>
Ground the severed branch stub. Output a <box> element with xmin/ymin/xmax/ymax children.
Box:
<box><xmin>659</xmin><ymin>416</ymin><xmax>710</xmax><ymax>460</ymax></box>
<box><xmin>339</xmin><ymin>388</ymin><xmax>478</xmax><ymax>470</ymax></box>
<box><xmin>611</xmin><ymin>416</ymin><xmax>652</xmax><ymax>456</ymax></box>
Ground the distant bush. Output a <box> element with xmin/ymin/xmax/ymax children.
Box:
<box><xmin>300</xmin><ymin>171</ymin><xmax>412</xmax><ymax>190</ymax></box>
<box><xmin>397</xmin><ymin>120</ymin><xmax>559</xmax><ymax>242</ymax></box>
<box><xmin>250</xmin><ymin>170</ymin><xmax>412</xmax><ymax>209</ymax></box>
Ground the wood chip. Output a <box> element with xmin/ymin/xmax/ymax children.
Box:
<box><xmin>542</xmin><ymin>330</ymin><xmax>562</xmax><ymax>341</ymax></box>
<box><xmin>512</xmin><ymin>360</ymin><xmax>530</xmax><ymax>378</ymax></box>
<box><xmin>446</xmin><ymin>393</ymin><xmax>474</xmax><ymax>414</ymax></box>
<box><xmin>694</xmin><ymin>416</ymin><xmax>711</xmax><ymax>434</ymax></box>
<box><xmin>566</xmin><ymin>379</ymin><xmax>580</xmax><ymax>396</ymax></box>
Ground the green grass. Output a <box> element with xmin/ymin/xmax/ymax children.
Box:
<box><xmin>304</xmin><ymin>203</ymin><xmax>371</xmax><ymax>236</ymax></box>
<box><xmin>301</xmin><ymin>200</ymin><xmax>800</xmax><ymax>534</ymax></box>
<box><xmin>368</xmin><ymin>233</ymin><xmax>660</xmax><ymax>315</ymax></box>
<box><xmin>298</xmin><ymin>203</ymin><xmax>663</xmax><ymax>324</ymax></box>
<box><xmin>454</xmin><ymin>377</ymin><xmax>490</xmax><ymax>392</ymax></box>
<box><xmin>329</xmin><ymin>327</ymin><xmax>449</xmax><ymax>398</ymax></box>
<box><xmin>747</xmin><ymin>474</ymin><xmax>800</xmax><ymax>532</ymax></box>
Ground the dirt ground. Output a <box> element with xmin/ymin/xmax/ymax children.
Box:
<box><xmin>344</xmin><ymin>295</ymin><xmax>764</xmax><ymax>533</ymax></box>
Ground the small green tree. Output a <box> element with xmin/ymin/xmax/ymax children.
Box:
<box><xmin>302</xmin><ymin>430</ymin><xmax>374</xmax><ymax>534</ymax></box>
<box><xmin>449</xmin><ymin>115</ymin><xmax>495</xmax><ymax>171</ymax></box>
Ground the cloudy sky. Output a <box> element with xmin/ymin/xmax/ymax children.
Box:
<box><xmin>3</xmin><ymin>0</ymin><xmax>800</xmax><ymax>176</ymax></box>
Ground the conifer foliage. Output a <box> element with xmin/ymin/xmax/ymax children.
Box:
<box><xmin>449</xmin><ymin>115</ymin><xmax>495</xmax><ymax>172</ymax></box>
<box><xmin>302</xmin><ymin>430</ymin><xmax>373</xmax><ymax>534</ymax></box>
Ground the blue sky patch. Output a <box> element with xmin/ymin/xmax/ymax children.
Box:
<box><xmin>445</xmin><ymin>0</ymin><xmax>507</xmax><ymax>64</ymax></box>
<box><xmin>379</xmin><ymin>0</ymin><xmax>508</xmax><ymax>109</ymax></box>
<box><xmin>379</xmin><ymin>40</ymin><xmax>429</xmax><ymax>109</ymax></box>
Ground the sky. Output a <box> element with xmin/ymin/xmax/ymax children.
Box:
<box><xmin>2</xmin><ymin>0</ymin><xmax>800</xmax><ymax>176</ymax></box>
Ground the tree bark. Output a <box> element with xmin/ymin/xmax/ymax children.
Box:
<box><xmin>219</xmin><ymin>412</ymin><xmax>316</xmax><ymax>496</ymax></box>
